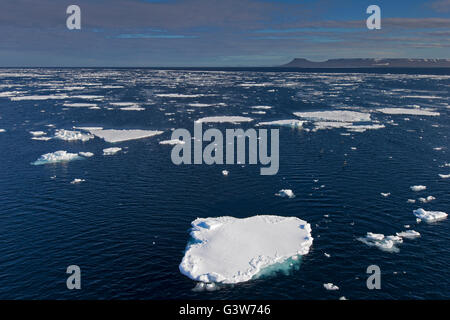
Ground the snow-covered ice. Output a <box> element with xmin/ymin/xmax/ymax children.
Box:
<box><xmin>410</xmin><ymin>185</ymin><xmax>427</xmax><ymax>192</ymax></box>
<box><xmin>103</xmin><ymin>147</ymin><xmax>122</xmax><ymax>155</ymax></box>
<box><xmin>70</xmin><ymin>178</ymin><xmax>85</xmax><ymax>184</ymax></box>
<box><xmin>82</xmin><ymin>128</ymin><xmax>164</xmax><ymax>143</ymax></box>
<box><xmin>30</xmin><ymin>131</ymin><xmax>47</xmax><ymax>136</ymax></box>
<box><xmin>275</xmin><ymin>189</ymin><xmax>295</xmax><ymax>198</ymax></box>
<box><xmin>418</xmin><ymin>196</ymin><xmax>436</xmax><ymax>203</ymax></box>
<box><xmin>179</xmin><ymin>215</ymin><xmax>313</xmax><ymax>284</ymax></box>
<box><xmin>293</xmin><ymin>110</ymin><xmax>371</xmax><ymax>122</ymax></box>
<box><xmin>159</xmin><ymin>139</ymin><xmax>185</xmax><ymax>145</ymax></box>
<box><xmin>413</xmin><ymin>208</ymin><xmax>448</xmax><ymax>223</ymax></box>
<box><xmin>257</xmin><ymin>120</ymin><xmax>304</xmax><ymax>128</ymax></box>
<box><xmin>54</xmin><ymin>129</ymin><xmax>94</xmax><ymax>142</ymax></box>
<box><xmin>396</xmin><ymin>230</ymin><xmax>421</xmax><ymax>239</ymax></box>
<box><xmin>195</xmin><ymin>116</ymin><xmax>254</xmax><ymax>124</ymax></box>
<box><xmin>376</xmin><ymin>108</ymin><xmax>440</xmax><ymax>116</ymax></box>
<box><xmin>78</xmin><ymin>152</ymin><xmax>94</xmax><ymax>157</ymax></box>
<box><xmin>32</xmin><ymin>150</ymin><xmax>82</xmax><ymax>165</ymax></box>
<box><xmin>357</xmin><ymin>232</ymin><xmax>405</xmax><ymax>253</ymax></box>
<box><xmin>323</xmin><ymin>283</ymin><xmax>339</xmax><ymax>291</ymax></box>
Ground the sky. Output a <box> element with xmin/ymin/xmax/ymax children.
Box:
<box><xmin>0</xmin><ymin>0</ymin><xmax>449</xmax><ymax>67</ymax></box>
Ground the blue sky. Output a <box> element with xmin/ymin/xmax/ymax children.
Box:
<box><xmin>0</xmin><ymin>0</ymin><xmax>449</xmax><ymax>66</ymax></box>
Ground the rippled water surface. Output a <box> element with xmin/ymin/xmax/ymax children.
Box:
<box><xmin>0</xmin><ymin>68</ymin><xmax>448</xmax><ymax>299</ymax></box>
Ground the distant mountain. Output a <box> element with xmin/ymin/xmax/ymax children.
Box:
<box><xmin>281</xmin><ymin>58</ymin><xmax>450</xmax><ymax>68</ymax></box>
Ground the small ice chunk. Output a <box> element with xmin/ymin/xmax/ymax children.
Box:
<box><xmin>323</xmin><ymin>283</ymin><xmax>339</xmax><ymax>291</ymax></box>
<box><xmin>195</xmin><ymin>116</ymin><xmax>254</xmax><ymax>124</ymax></box>
<box><xmin>407</xmin><ymin>199</ymin><xmax>416</xmax><ymax>204</ymax></box>
<box><xmin>257</xmin><ymin>120</ymin><xmax>304</xmax><ymax>128</ymax></box>
<box><xmin>410</xmin><ymin>185</ymin><xmax>427</xmax><ymax>192</ymax></box>
<box><xmin>222</xmin><ymin>170</ymin><xmax>229</xmax><ymax>176</ymax></box>
<box><xmin>78</xmin><ymin>152</ymin><xmax>94</xmax><ymax>157</ymax></box>
<box><xmin>103</xmin><ymin>147</ymin><xmax>122</xmax><ymax>155</ymax></box>
<box><xmin>179</xmin><ymin>215</ymin><xmax>313</xmax><ymax>284</ymax></box>
<box><xmin>32</xmin><ymin>150</ymin><xmax>82</xmax><ymax>165</ymax></box>
<box><xmin>0</xmin><ymin>129</ymin><xmax>5</xmax><ymax>133</ymax></box>
<box><xmin>54</xmin><ymin>129</ymin><xmax>94</xmax><ymax>142</ymax></box>
<box><xmin>30</xmin><ymin>131</ymin><xmax>46</xmax><ymax>136</ymax></box>
<box><xmin>70</xmin><ymin>178</ymin><xmax>85</xmax><ymax>184</ymax></box>
<box><xmin>438</xmin><ymin>174</ymin><xmax>450</xmax><ymax>179</ymax></box>
<box><xmin>159</xmin><ymin>139</ymin><xmax>185</xmax><ymax>145</ymax></box>
<box><xmin>324</xmin><ymin>253</ymin><xmax>331</xmax><ymax>258</ymax></box>
<box><xmin>32</xmin><ymin>136</ymin><xmax>52</xmax><ymax>141</ymax></box>
<box><xmin>63</xmin><ymin>103</ymin><xmax>98</xmax><ymax>108</ymax></box>
<box><xmin>418</xmin><ymin>196</ymin><xmax>436</xmax><ymax>203</ymax></box>
<box><xmin>396</xmin><ymin>230</ymin><xmax>421</xmax><ymax>239</ymax></box>
<box><xmin>413</xmin><ymin>208</ymin><xmax>447</xmax><ymax>223</ymax></box>
<box><xmin>275</xmin><ymin>189</ymin><xmax>295</xmax><ymax>199</ymax></box>
<box><xmin>381</xmin><ymin>193</ymin><xmax>391</xmax><ymax>197</ymax></box>
<box><xmin>358</xmin><ymin>232</ymin><xmax>403</xmax><ymax>253</ymax></box>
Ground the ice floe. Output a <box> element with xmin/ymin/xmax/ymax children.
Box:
<box><xmin>103</xmin><ymin>147</ymin><xmax>122</xmax><ymax>155</ymax></box>
<box><xmin>11</xmin><ymin>94</ymin><xmax>69</xmax><ymax>101</ymax></box>
<box><xmin>413</xmin><ymin>208</ymin><xmax>448</xmax><ymax>223</ymax></box>
<box><xmin>357</xmin><ymin>232</ymin><xmax>404</xmax><ymax>253</ymax></box>
<box><xmin>396</xmin><ymin>230</ymin><xmax>420</xmax><ymax>239</ymax></box>
<box><xmin>78</xmin><ymin>152</ymin><xmax>94</xmax><ymax>157</ymax></box>
<box><xmin>418</xmin><ymin>196</ymin><xmax>436</xmax><ymax>203</ymax></box>
<box><xmin>323</xmin><ymin>283</ymin><xmax>339</xmax><ymax>291</ymax></box>
<box><xmin>0</xmin><ymin>129</ymin><xmax>5</xmax><ymax>133</ymax></box>
<box><xmin>293</xmin><ymin>110</ymin><xmax>371</xmax><ymax>122</ymax></box>
<box><xmin>70</xmin><ymin>178</ymin><xmax>85</xmax><ymax>184</ymax></box>
<box><xmin>159</xmin><ymin>139</ymin><xmax>185</xmax><ymax>145</ymax></box>
<box><xmin>438</xmin><ymin>174</ymin><xmax>450</xmax><ymax>179</ymax></box>
<box><xmin>410</xmin><ymin>185</ymin><xmax>427</xmax><ymax>192</ymax></box>
<box><xmin>257</xmin><ymin>120</ymin><xmax>304</xmax><ymax>128</ymax></box>
<box><xmin>81</xmin><ymin>128</ymin><xmax>164</xmax><ymax>143</ymax></box>
<box><xmin>275</xmin><ymin>189</ymin><xmax>295</xmax><ymax>198</ymax></box>
<box><xmin>195</xmin><ymin>116</ymin><xmax>254</xmax><ymax>124</ymax></box>
<box><xmin>30</xmin><ymin>131</ymin><xmax>47</xmax><ymax>136</ymax></box>
<box><xmin>32</xmin><ymin>150</ymin><xmax>82</xmax><ymax>165</ymax></box>
<box><xmin>377</xmin><ymin>108</ymin><xmax>440</xmax><ymax>116</ymax></box>
<box><xmin>63</xmin><ymin>103</ymin><xmax>98</xmax><ymax>108</ymax></box>
<box><xmin>179</xmin><ymin>215</ymin><xmax>313</xmax><ymax>284</ymax></box>
<box><xmin>54</xmin><ymin>129</ymin><xmax>94</xmax><ymax>142</ymax></box>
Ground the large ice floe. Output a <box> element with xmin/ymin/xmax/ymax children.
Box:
<box><xmin>179</xmin><ymin>215</ymin><xmax>313</xmax><ymax>284</ymax></box>
<box><xmin>32</xmin><ymin>150</ymin><xmax>82</xmax><ymax>165</ymax></box>
<box><xmin>54</xmin><ymin>129</ymin><xmax>94</xmax><ymax>142</ymax></box>
<box><xmin>413</xmin><ymin>208</ymin><xmax>448</xmax><ymax>223</ymax></box>
<box><xmin>80</xmin><ymin>128</ymin><xmax>163</xmax><ymax>143</ymax></box>
<box><xmin>195</xmin><ymin>116</ymin><xmax>254</xmax><ymax>124</ymax></box>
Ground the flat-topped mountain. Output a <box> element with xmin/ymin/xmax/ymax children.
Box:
<box><xmin>281</xmin><ymin>58</ymin><xmax>450</xmax><ymax>68</ymax></box>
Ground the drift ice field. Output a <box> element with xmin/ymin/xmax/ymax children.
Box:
<box><xmin>0</xmin><ymin>68</ymin><xmax>448</xmax><ymax>299</ymax></box>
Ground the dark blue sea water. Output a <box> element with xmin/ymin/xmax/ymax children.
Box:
<box><xmin>0</xmin><ymin>68</ymin><xmax>448</xmax><ymax>299</ymax></box>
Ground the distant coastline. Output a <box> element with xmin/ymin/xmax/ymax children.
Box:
<box><xmin>281</xmin><ymin>58</ymin><xmax>450</xmax><ymax>68</ymax></box>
